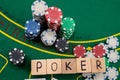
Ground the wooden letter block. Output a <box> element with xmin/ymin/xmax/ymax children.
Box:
<box><xmin>31</xmin><ymin>60</ymin><xmax>46</xmax><ymax>75</ymax></box>
<box><xmin>47</xmin><ymin>59</ymin><xmax>62</xmax><ymax>74</ymax></box>
<box><xmin>91</xmin><ymin>58</ymin><xmax>106</xmax><ymax>73</ymax></box>
<box><xmin>76</xmin><ymin>58</ymin><xmax>91</xmax><ymax>73</ymax></box>
<box><xmin>62</xmin><ymin>59</ymin><xmax>77</xmax><ymax>74</ymax></box>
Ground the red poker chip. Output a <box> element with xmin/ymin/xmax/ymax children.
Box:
<box><xmin>45</xmin><ymin>7</ymin><xmax>63</xmax><ymax>24</ymax></box>
<box><xmin>92</xmin><ymin>43</ymin><xmax>107</xmax><ymax>58</ymax></box>
<box><xmin>48</xmin><ymin>23</ymin><xmax>60</xmax><ymax>31</ymax></box>
<box><xmin>73</xmin><ymin>45</ymin><xmax>86</xmax><ymax>58</ymax></box>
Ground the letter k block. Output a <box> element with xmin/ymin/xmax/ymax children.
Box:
<box><xmin>62</xmin><ymin>59</ymin><xmax>77</xmax><ymax>74</ymax></box>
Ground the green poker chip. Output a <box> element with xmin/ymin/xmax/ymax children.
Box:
<box><xmin>61</xmin><ymin>17</ymin><xmax>75</xmax><ymax>30</ymax></box>
<box><xmin>60</xmin><ymin>17</ymin><xmax>76</xmax><ymax>39</ymax></box>
<box><xmin>104</xmin><ymin>57</ymin><xmax>110</xmax><ymax>68</ymax></box>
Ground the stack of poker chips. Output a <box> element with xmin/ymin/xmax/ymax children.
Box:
<box><xmin>24</xmin><ymin>0</ymin><xmax>76</xmax><ymax>52</ymax></box>
<box><xmin>41</xmin><ymin>29</ymin><xmax>57</xmax><ymax>46</ymax></box>
<box><xmin>60</xmin><ymin>17</ymin><xmax>76</xmax><ymax>40</ymax></box>
<box><xmin>25</xmin><ymin>0</ymin><xmax>48</xmax><ymax>40</ymax></box>
<box><xmin>31</xmin><ymin>0</ymin><xmax>48</xmax><ymax>26</ymax></box>
<box><xmin>25</xmin><ymin>19</ymin><xmax>40</xmax><ymax>40</ymax></box>
<box><xmin>45</xmin><ymin>7</ymin><xmax>63</xmax><ymax>31</ymax></box>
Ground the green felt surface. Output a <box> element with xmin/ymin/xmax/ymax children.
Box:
<box><xmin>0</xmin><ymin>0</ymin><xmax>120</xmax><ymax>80</ymax></box>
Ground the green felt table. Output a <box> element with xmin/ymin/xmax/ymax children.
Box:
<box><xmin>0</xmin><ymin>0</ymin><xmax>120</xmax><ymax>80</ymax></box>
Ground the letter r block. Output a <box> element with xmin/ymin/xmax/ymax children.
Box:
<box><xmin>47</xmin><ymin>59</ymin><xmax>62</xmax><ymax>74</ymax></box>
<box><xmin>91</xmin><ymin>58</ymin><xmax>106</xmax><ymax>73</ymax></box>
<box><xmin>62</xmin><ymin>59</ymin><xmax>77</xmax><ymax>74</ymax></box>
<box><xmin>31</xmin><ymin>60</ymin><xmax>46</xmax><ymax>75</ymax></box>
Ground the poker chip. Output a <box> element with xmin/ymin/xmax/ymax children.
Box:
<box><xmin>84</xmin><ymin>78</ymin><xmax>93</xmax><ymax>80</ymax></box>
<box><xmin>92</xmin><ymin>43</ymin><xmax>108</xmax><ymax>58</ymax></box>
<box><xmin>33</xmin><ymin>15</ymin><xmax>46</xmax><ymax>26</ymax></box>
<box><xmin>104</xmin><ymin>57</ymin><xmax>110</xmax><ymax>68</ymax></box>
<box><xmin>106</xmin><ymin>67</ymin><xmax>119</xmax><ymax>80</ymax></box>
<box><xmin>93</xmin><ymin>73</ymin><xmax>106</xmax><ymax>80</ymax></box>
<box><xmin>107</xmin><ymin>50</ymin><xmax>120</xmax><ymax>63</ymax></box>
<box><xmin>41</xmin><ymin>29</ymin><xmax>57</xmax><ymax>46</ymax></box>
<box><xmin>61</xmin><ymin>17</ymin><xmax>75</xmax><ymax>31</ymax></box>
<box><xmin>45</xmin><ymin>7</ymin><xmax>63</xmax><ymax>30</ymax></box>
<box><xmin>45</xmin><ymin>7</ymin><xmax>63</xmax><ymax>23</ymax></box>
<box><xmin>55</xmin><ymin>38</ymin><xmax>69</xmax><ymax>52</ymax></box>
<box><xmin>106</xmin><ymin>36</ymin><xmax>119</xmax><ymax>49</ymax></box>
<box><xmin>25</xmin><ymin>19</ymin><xmax>40</xmax><ymax>40</ymax></box>
<box><xmin>73</xmin><ymin>45</ymin><xmax>86</xmax><ymax>58</ymax></box>
<box><xmin>31</xmin><ymin>0</ymin><xmax>48</xmax><ymax>16</ymax></box>
<box><xmin>9</xmin><ymin>48</ymin><xmax>25</xmax><ymax>65</ymax></box>
<box><xmin>85</xmin><ymin>51</ymin><xmax>95</xmax><ymax>58</ymax></box>
<box><xmin>82</xmin><ymin>73</ymin><xmax>93</xmax><ymax>78</ymax></box>
<box><xmin>60</xmin><ymin>17</ymin><xmax>75</xmax><ymax>39</ymax></box>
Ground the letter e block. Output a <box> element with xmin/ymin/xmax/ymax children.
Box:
<box><xmin>31</xmin><ymin>60</ymin><xmax>46</xmax><ymax>75</ymax></box>
<box><xmin>62</xmin><ymin>59</ymin><xmax>77</xmax><ymax>74</ymax></box>
<box><xmin>76</xmin><ymin>58</ymin><xmax>91</xmax><ymax>73</ymax></box>
<box><xmin>91</xmin><ymin>58</ymin><xmax>106</xmax><ymax>73</ymax></box>
<box><xmin>47</xmin><ymin>59</ymin><xmax>62</xmax><ymax>74</ymax></box>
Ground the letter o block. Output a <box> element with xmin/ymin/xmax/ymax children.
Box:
<box><xmin>47</xmin><ymin>59</ymin><xmax>62</xmax><ymax>74</ymax></box>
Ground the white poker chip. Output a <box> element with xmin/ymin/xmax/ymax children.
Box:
<box><xmin>106</xmin><ymin>36</ymin><xmax>119</xmax><ymax>49</ymax></box>
<box><xmin>93</xmin><ymin>72</ymin><xmax>106</xmax><ymax>80</ymax></box>
<box><xmin>107</xmin><ymin>50</ymin><xmax>120</xmax><ymax>63</ymax></box>
<box><xmin>31</xmin><ymin>0</ymin><xmax>48</xmax><ymax>16</ymax></box>
<box><xmin>84</xmin><ymin>78</ymin><xmax>93</xmax><ymax>80</ymax></box>
<box><xmin>82</xmin><ymin>73</ymin><xmax>93</xmax><ymax>78</ymax></box>
<box><xmin>85</xmin><ymin>51</ymin><xmax>95</xmax><ymax>58</ymax></box>
<box><xmin>41</xmin><ymin>29</ymin><xmax>57</xmax><ymax>46</ymax></box>
<box><xmin>106</xmin><ymin>67</ymin><xmax>119</xmax><ymax>80</ymax></box>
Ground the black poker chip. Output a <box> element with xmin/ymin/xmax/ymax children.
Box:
<box><xmin>33</xmin><ymin>15</ymin><xmax>46</xmax><ymax>26</ymax></box>
<box><xmin>9</xmin><ymin>48</ymin><xmax>25</xmax><ymax>65</ymax></box>
<box><xmin>55</xmin><ymin>38</ymin><xmax>69</xmax><ymax>52</ymax></box>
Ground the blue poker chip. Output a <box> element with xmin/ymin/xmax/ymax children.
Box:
<box><xmin>25</xmin><ymin>19</ymin><xmax>40</xmax><ymax>40</ymax></box>
<box><xmin>25</xmin><ymin>19</ymin><xmax>40</xmax><ymax>34</ymax></box>
<box><xmin>25</xmin><ymin>33</ymin><xmax>36</xmax><ymax>40</ymax></box>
